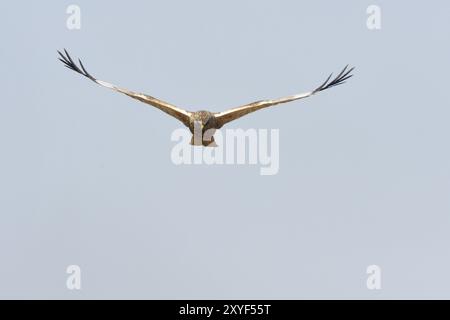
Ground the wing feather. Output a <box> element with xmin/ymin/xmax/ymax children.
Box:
<box><xmin>215</xmin><ymin>66</ymin><xmax>354</xmax><ymax>127</ymax></box>
<box><xmin>58</xmin><ymin>49</ymin><xmax>191</xmax><ymax>126</ymax></box>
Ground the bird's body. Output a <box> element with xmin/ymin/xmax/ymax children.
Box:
<box><xmin>188</xmin><ymin>111</ymin><xmax>218</xmax><ymax>146</ymax></box>
<box><xmin>58</xmin><ymin>49</ymin><xmax>354</xmax><ymax>147</ymax></box>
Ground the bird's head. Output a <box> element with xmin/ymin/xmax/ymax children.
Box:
<box><xmin>190</xmin><ymin>111</ymin><xmax>216</xmax><ymax>133</ymax></box>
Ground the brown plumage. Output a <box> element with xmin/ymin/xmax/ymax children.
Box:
<box><xmin>58</xmin><ymin>49</ymin><xmax>354</xmax><ymax>147</ymax></box>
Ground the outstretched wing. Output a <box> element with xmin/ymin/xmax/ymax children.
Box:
<box><xmin>58</xmin><ymin>49</ymin><xmax>191</xmax><ymax>126</ymax></box>
<box><xmin>215</xmin><ymin>65</ymin><xmax>354</xmax><ymax>127</ymax></box>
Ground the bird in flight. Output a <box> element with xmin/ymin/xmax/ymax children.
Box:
<box><xmin>58</xmin><ymin>49</ymin><xmax>354</xmax><ymax>147</ymax></box>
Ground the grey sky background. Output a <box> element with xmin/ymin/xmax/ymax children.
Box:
<box><xmin>1</xmin><ymin>1</ymin><xmax>449</xmax><ymax>299</ymax></box>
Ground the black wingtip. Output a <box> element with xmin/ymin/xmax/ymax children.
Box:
<box><xmin>314</xmin><ymin>65</ymin><xmax>355</xmax><ymax>93</ymax></box>
<box><xmin>57</xmin><ymin>49</ymin><xmax>96</xmax><ymax>81</ymax></box>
